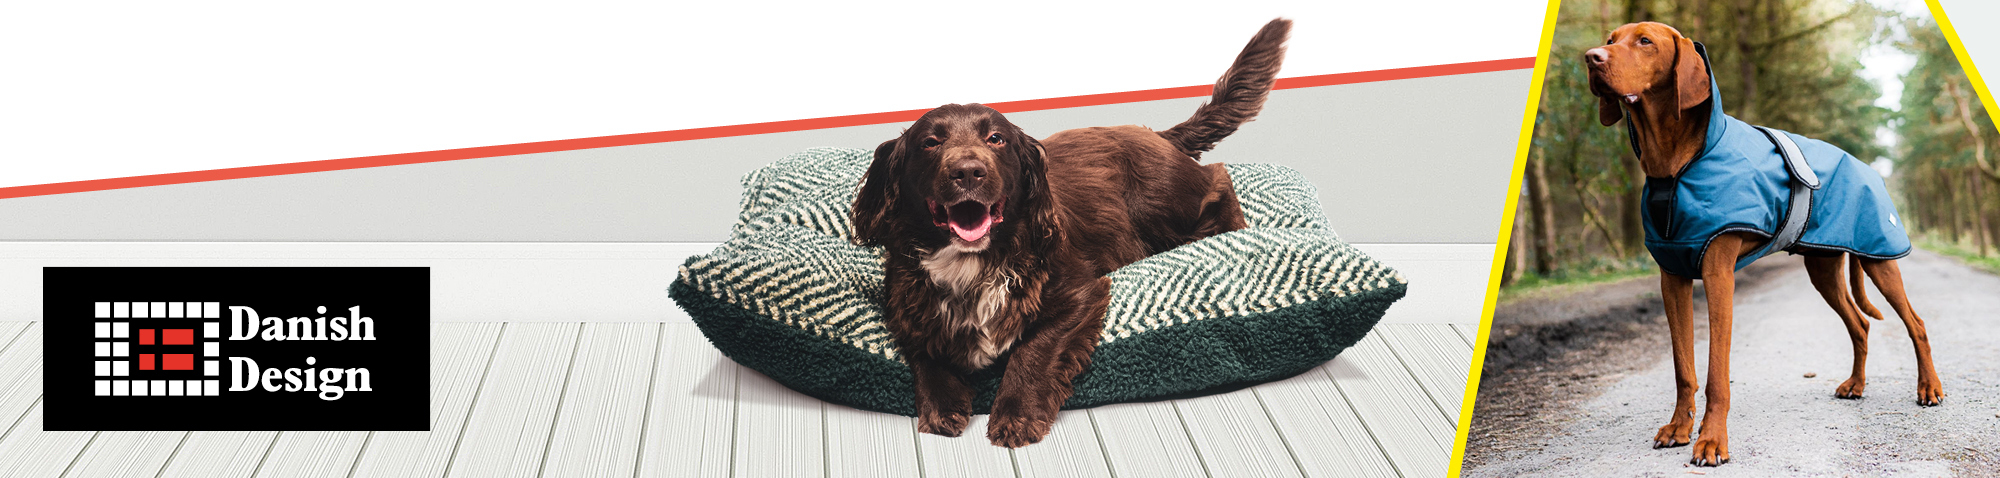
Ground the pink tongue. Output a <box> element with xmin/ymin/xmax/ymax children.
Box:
<box><xmin>950</xmin><ymin>215</ymin><xmax>994</xmax><ymax>242</ymax></box>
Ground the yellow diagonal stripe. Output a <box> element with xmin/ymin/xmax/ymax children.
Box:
<box><xmin>1929</xmin><ymin>0</ymin><xmax>2000</xmax><ymax>137</ymax></box>
<box><xmin>1446</xmin><ymin>1</ymin><xmax>1562</xmax><ymax>477</ymax></box>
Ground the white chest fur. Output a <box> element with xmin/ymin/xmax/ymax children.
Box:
<box><xmin>920</xmin><ymin>244</ymin><xmax>1017</xmax><ymax>369</ymax></box>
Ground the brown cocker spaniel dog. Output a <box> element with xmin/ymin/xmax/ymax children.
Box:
<box><xmin>850</xmin><ymin>19</ymin><xmax>1288</xmax><ymax>447</ymax></box>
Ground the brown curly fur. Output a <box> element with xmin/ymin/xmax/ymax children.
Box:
<box><xmin>850</xmin><ymin>19</ymin><xmax>1288</xmax><ymax>447</ymax></box>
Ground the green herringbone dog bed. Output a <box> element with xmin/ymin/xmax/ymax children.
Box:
<box><xmin>669</xmin><ymin>147</ymin><xmax>1406</xmax><ymax>416</ymax></box>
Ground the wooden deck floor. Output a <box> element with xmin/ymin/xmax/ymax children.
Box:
<box><xmin>0</xmin><ymin>320</ymin><xmax>1472</xmax><ymax>478</ymax></box>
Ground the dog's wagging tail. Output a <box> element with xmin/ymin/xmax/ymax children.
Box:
<box><xmin>1160</xmin><ymin>19</ymin><xmax>1290</xmax><ymax>160</ymax></box>
<box><xmin>849</xmin><ymin>18</ymin><xmax>1288</xmax><ymax>448</ymax></box>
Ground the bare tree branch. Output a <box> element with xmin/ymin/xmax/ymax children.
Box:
<box><xmin>1752</xmin><ymin>4</ymin><xmax>1862</xmax><ymax>49</ymax></box>
<box><xmin>1562</xmin><ymin>150</ymin><xmax>1629</xmax><ymax>259</ymax></box>
<box><xmin>1944</xmin><ymin>80</ymin><xmax>2000</xmax><ymax>183</ymax></box>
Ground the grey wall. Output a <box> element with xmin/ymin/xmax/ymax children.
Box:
<box><xmin>0</xmin><ymin>70</ymin><xmax>1529</xmax><ymax>243</ymax></box>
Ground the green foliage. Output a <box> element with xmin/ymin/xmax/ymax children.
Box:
<box><xmin>1916</xmin><ymin>234</ymin><xmax>2000</xmax><ymax>275</ymax></box>
<box><xmin>1895</xmin><ymin>16</ymin><xmax>1981</xmax><ymax>170</ymax></box>
<box><xmin>1892</xmin><ymin>16</ymin><xmax>2000</xmax><ymax>257</ymax></box>
<box><xmin>1499</xmin><ymin>255</ymin><xmax>1656</xmax><ymax>304</ymax></box>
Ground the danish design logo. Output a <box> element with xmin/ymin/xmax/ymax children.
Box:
<box><xmin>87</xmin><ymin>302</ymin><xmax>378</xmax><ymax>400</ymax></box>
<box><xmin>45</xmin><ymin>267</ymin><xmax>429</xmax><ymax>431</ymax></box>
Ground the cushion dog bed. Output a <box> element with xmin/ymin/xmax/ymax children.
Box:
<box><xmin>670</xmin><ymin>147</ymin><xmax>1406</xmax><ymax>415</ymax></box>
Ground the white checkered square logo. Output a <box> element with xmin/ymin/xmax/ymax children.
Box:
<box><xmin>90</xmin><ymin>302</ymin><xmax>222</xmax><ymax>397</ymax></box>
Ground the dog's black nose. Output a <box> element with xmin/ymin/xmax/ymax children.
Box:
<box><xmin>948</xmin><ymin>160</ymin><xmax>987</xmax><ymax>190</ymax></box>
<box><xmin>1584</xmin><ymin>48</ymin><xmax>1608</xmax><ymax>65</ymax></box>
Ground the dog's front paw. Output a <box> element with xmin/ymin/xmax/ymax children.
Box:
<box><xmin>1835</xmin><ymin>377</ymin><xmax>1866</xmax><ymax>399</ymax></box>
<box><xmin>1689</xmin><ymin>426</ymin><xmax>1729</xmax><ymax>466</ymax></box>
<box><xmin>1917</xmin><ymin>375</ymin><xmax>1943</xmax><ymax>407</ymax></box>
<box><xmin>986</xmin><ymin>414</ymin><xmax>1054</xmax><ymax>448</ymax></box>
<box><xmin>1651</xmin><ymin>418</ymin><xmax>1692</xmax><ymax>448</ymax></box>
<box><xmin>918</xmin><ymin>410</ymin><xmax>970</xmax><ymax>437</ymax></box>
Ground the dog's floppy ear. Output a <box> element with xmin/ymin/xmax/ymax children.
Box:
<box><xmin>1674</xmin><ymin>34</ymin><xmax>1711</xmax><ymax>114</ymax></box>
<box><xmin>1599</xmin><ymin>95</ymin><xmax>1624</xmax><ymax>126</ymax></box>
<box><xmin>851</xmin><ymin>137</ymin><xmax>904</xmax><ymax>246</ymax></box>
<box><xmin>1011</xmin><ymin>134</ymin><xmax>1063</xmax><ymax>249</ymax></box>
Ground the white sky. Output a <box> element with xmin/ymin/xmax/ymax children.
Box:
<box><xmin>1860</xmin><ymin>0</ymin><xmax>1929</xmax><ymax>166</ymax></box>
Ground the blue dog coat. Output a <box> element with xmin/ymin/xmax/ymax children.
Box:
<box><xmin>1635</xmin><ymin>43</ymin><xmax>1910</xmax><ymax>278</ymax></box>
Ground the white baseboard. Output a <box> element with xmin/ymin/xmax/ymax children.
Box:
<box><xmin>0</xmin><ymin>242</ymin><xmax>1492</xmax><ymax>324</ymax></box>
<box><xmin>1349</xmin><ymin>243</ymin><xmax>1496</xmax><ymax>324</ymax></box>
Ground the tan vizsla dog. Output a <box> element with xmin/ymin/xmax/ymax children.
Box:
<box><xmin>1583</xmin><ymin>22</ymin><xmax>1943</xmax><ymax>466</ymax></box>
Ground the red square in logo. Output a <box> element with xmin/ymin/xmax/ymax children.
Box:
<box><xmin>139</xmin><ymin>329</ymin><xmax>155</xmax><ymax>345</ymax></box>
<box><xmin>139</xmin><ymin>354</ymin><xmax>155</xmax><ymax>370</ymax></box>
<box><xmin>163</xmin><ymin>329</ymin><xmax>194</xmax><ymax>345</ymax></box>
<box><xmin>163</xmin><ymin>354</ymin><xmax>194</xmax><ymax>370</ymax></box>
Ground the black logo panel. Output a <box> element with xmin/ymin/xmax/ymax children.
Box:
<box><xmin>44</xmin><ymin>267</ymin><xmax>429</xmax><ymax>431</ymax></box>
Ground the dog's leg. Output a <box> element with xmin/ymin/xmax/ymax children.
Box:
<box><xmin>987</xmin><ymin>277</ymin><xmax>1108</xmax><ymax>448</ymax></box>
<box><xmin>1689</xmin><ymin>234</ymin><xmax>1747</xmax><ymax>466</ymax></box>
<box><xmin>1804</xmin><ymin>255</ymin><xmax>1871</xmax><ymax>399</ymax></box>
<box><xmin>1653</xmin><ymin>272</ymin><xmax>1699</xmax><ymax>448</ymax></box>
<box><xmin>1857</xmin><ymin>258</ymin><xmax>1944</xmax><ymax>406</ymax></box>
<box><xmin>911</xmin><ymin>357</ymin><xmax>973</xmax><ymax>437</ymax></box>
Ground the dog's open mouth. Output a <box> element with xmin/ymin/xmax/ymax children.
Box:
<box><xmin>929</xmin><ymin>198</ymin><xmax>1005</xmax><ymax>243</ymax></box>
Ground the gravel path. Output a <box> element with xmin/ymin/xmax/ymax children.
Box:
<box><xmin>1466</xmin><ymin>249</ymin><xmax>2000</xmax><ymax>477</ymax></box>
